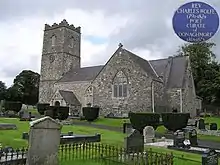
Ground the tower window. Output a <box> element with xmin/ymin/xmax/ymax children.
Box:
<box><xmin>70</xmin><ymin>37</ymin><xmax>74</xmax><ymax>48</ymax></box>
<box><xmin>52</xmin><ymin>35</ymin><xmax>56</xmax><ymax>46</ymax></box>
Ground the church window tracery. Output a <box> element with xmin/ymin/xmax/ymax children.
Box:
<box><xmin>112</xmin><ymin>71</ymin><xmax>128</xmax><ymax>98</ymax></box>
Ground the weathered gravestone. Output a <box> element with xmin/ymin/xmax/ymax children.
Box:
<box><xmin>143</xmin><ymin>126</ymin><xmax>155</xmax><ymax>143</ymax></box>
<box><xmin>26</xmin><ymin>116</ymin><xmax>62</xmax><ymax>165</ymax></box>
<box><xmin>202</xmin><ymin>149</ymin><xmax>218</xmax><ymax>165</ymax></box>
<box><xmin>173</xmin><ymin>130</ymin><xmax>185</xmax><ymax>148</ymax></box>
<box><xmin>124</xmin><ymin>129</ymin><xmax>144</xmax><ymax>153</ymax></box>
<box><xmin>210</xmin><ymin>123</ymin><xmax>217</xmax><ymax>130</ymax></box>
<box><xmin>199</xmin><ymin>119</ymin><xmax>205</xmax><ymax>130</ymax></box>
<box><xmin>22</xmin><ymin>132</ymin><xmax>29</xmax><ymax>140</ymax></box>
<box><xmin>189</xmin><ymin>129</ymin><xmax>198</xmax><ymax>146</ymax></box>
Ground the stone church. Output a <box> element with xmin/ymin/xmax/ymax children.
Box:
<box><xmin>39</xmin><ymin>19</ymin><xmax>202</xmax><ymax>117</ymax></box>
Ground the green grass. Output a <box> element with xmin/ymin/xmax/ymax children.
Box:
<box><xmin>0</xmin><ymin>117</ymin><xmax>208</xmax><ymax>165</ymax></box>
<box><xmin>0</xmin><ymin>118</ymin><xmax>126</xmax><ymax>148</ymax></box>
<box><xmin>72</xmin><ymin>116</ymin><xmax>220</xmax><ymax>142</ymax></box>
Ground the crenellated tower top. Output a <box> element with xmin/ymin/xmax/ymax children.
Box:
<box><xmin>44</xmin><ymin>19</ymin><xmax>81</xmax><ymax>33</ymax></box>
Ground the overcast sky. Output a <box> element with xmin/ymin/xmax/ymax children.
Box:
<box><xmin>0</xmin><ymin>0</ymin><xmax>219</xmax><ymax>87</ymax></box>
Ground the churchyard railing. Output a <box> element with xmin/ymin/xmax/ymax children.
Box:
<box><xmin>59</xmin><ymin>143</ymin><xmax>174</xmax><ymax>165</ymax></box>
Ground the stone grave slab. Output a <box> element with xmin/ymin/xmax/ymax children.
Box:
<box><xmin>0</xmin><ymin>123</ymin><xmax>17</xmax><ymax>130</ymax></box>
<box><xmin>143</xmin><ymin>126</ymin><xmax>155</xmax><ymax>143</ymax></box>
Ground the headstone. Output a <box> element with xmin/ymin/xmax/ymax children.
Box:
<box><xmin>189</xmin><ymin>129</ymin><xmax>198</xmax><ymax>146</ymax></box>
<box><xmin>172</xmin><ymin>1</ymin><xmax>219</xmax><ymax>43</ymax></box>
<box><xmin>202</xmin><ymin>149</ymin><xmax>218</xmax><ymax>165</ymax></box>
<box><xmin>173</xmin><ymin>130</ymin><xmax>185</xmax><ymax>148</ymax></box>
<box><xmin>68</xmin><ymin>131</ymin><xmax>73</xmax><ymax>136</ymax></box>
<box><xmin>143</xmin><ymin>126</ymin><xmax>155</xmax><ymax>143</ymax></box>
<box><xmin>199</xmin><ymin>119</ymin><xmax>205</xmax><ymax>130</ymax></box>
<box><xmin>124</xmin><ymin>129</ymin><xmax>144</xmax><ymax>153</ymax></box>
<box><xmin>26</xmin><ymin>116</ymin><xmax>62</xmax><ymax>165</ymax></box>
<box><xmin>20</xmin><ymin>111</ymin><xmax>32</xmax><ymax>121</ymax></box>
<box><xmin>210</xmin><ymin>123</ymin><xmax>218</xmax><ymax>130</ymax></box>
<box><xmin>22</xmin><ymin>132</ymin><xmax>29</xmax><ymax>140</ymax></box>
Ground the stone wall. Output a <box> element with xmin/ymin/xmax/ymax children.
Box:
<box><xmin>39</xmin><ymin>20</ymin><xmax>81</xmax><ymax>103</ymax></box>
<box><xmin>165</xmin><ymin>57</ymin><xmax>197</xmax><ymax>117</ymax></box>
<box><xmin>54</xmin><ymin>81</ymin><xmax>91</xmax><ymax>108</ymax></box>
<box><xmin>92</xmin><ymin>48</ymin><xmax>157</xmax><ymax>116</ymax></box>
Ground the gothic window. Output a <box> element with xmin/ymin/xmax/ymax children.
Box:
<box><xmin>112</xmin><ymin>71</ymin><xmax>128</xmax><ymax>98</ymax></box>
<box><xmin>51</xmin><ymin>35</ymin><xmax>56</xmax><ymax>46</ymax></box>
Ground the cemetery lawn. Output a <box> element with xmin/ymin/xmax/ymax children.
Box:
<box><xmin>71</xmin><ymin>117</ymin><xmax>220</xmax><ymax>143</ymax></box>
<box><xmin>0</xmin><ymin>118</ymin><xmax>217</xmax><ymax>164</ymax></box>
<box><xmin>0</xmin><ymin>118</ymin><xmax>126</xmax><ymax>148</ymax></box>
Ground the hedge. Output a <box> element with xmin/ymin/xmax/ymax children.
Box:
<box><xmin>128</xmin><ymin>112</ymin><xmax>160</xmax><ymax>133</ymax></box>
<box><xmin>161</xmin><ymin>113</ymin><xmax>190</xmax><ymax>132</ymax></box>
<box><xmin>37</xmin><ymin>103</ymin><xmax>50</xmax><ymax>115</ymax></box>
<box><xmin>57</xmin><ymin>106</ymin><xmax>69</xmax><ymax>120</ymax></box>
<box><xmin>4</xmin><ymin>101</ymin><xmax>22</xmax><ymax>112</ymax></box>
<box><xmin>45</xmin><ymin>106</ymin><xmax>69</xmax><ymax>120</ymax></box>
<box><xmin>82</xmin><ymin>107</ymin><xmax>100</xmax><ymax>122</ymax></box>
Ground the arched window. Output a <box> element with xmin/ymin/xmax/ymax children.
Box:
<box><xmin>52</xmin><ymin>35</ymin><xmax>56</xmax><ymax>46</ymax></box>
<box><xmin>70</xmin><ymin>37</ymin><xmax>74</xmax><ymax>48</ymax></box>
<box><xmin>112</xmin><ymin>71</ymin><xmax>128</xmax><ymax>98</ymax></box>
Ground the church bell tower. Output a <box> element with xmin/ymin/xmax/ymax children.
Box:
<box><xmin>38</xmin><ymin>19</ymin><xmax>81</xmax><ymax>103</ymax></box>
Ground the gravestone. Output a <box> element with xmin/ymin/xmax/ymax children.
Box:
<box><xmin>124</xmin><ymin>129</ymin><xmax>144</xmax><ymax>153</ymax></box>
<box><xmin>210</xmin><ymin>123</ymin><xmax>217</xmax><ymax>130</ymax></box>
<box><xmin>0</xmin><ymin>123</ymin><xmax>17</xmax><ymax>130</ymax></box>
<box><xmin>68</xmin><ymin>131</ymin><xmax>73</xmax><ymax>136</ymax></box>
<box><xmin>143</xmin><ymin>126</ymin><xmax>155</xmax><ymax>143</ymax></box>
<box><xmin>202</xmin><ymin>149</ymin><xmax>218</xmax><ymax>165</ymax></box>
<box><xmin>199</xmin><ymin>119</ymin><xmax>205</xmax><ymax>130</ymax></box>
<box><xmin>173</xmin><ymin>130</ymin><xmax>185</xmax><ymax>148</ymax></box>
<box><xmin>26</xmin><ymin>116</ymin><xmax>62</xmax><ymax>165</ymax></box>
<box><xmin>22</xmin><ymin>132</ymin><xmax>29</xmax><ymax>140</ymax></box>
<box><xmin>20</xmin><ymin>111</ymin><xmax>32</xmax><ymax>121</ymax></box>
<box><xmin>189</xmin><ymin>129</ymin><xmax>198</xmax><ymax>146</ymax></box>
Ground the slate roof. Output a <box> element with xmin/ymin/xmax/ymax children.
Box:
<box><xmin>58</xmin><ymin>65</ymin><xmax>103</xmax><ymax>82</ymax></box>
<box><xmin>59</xmin><ymin>90</ymin><xmax>81</xmax><ymax>105</ymax></box>
<box><xmin>149</xmin><ymin>56</ymin><xmax>188</xmax><ymax>88</ymax></box>
<box><xmin>57</xmin><ymin>49</ymin><xmax>188</xmax><ymax>89</ymax></box>
<box><xmin>124</xmin><ymin>49</ymin><xmax>161</xmax><ymax>81</ymax></box>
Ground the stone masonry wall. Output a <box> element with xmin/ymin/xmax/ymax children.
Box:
<box><xmin>54</xmin><ymin>81</ymin><xmax>90</xmax><ymax>108</ymax></box>
<box><xmin>39</xmin><ymin>21</ymin><xmax>81</xmax><ymax>103</ymax></box>
<box><xmin>92</xmin><ymin>48</ymin><xmax>159</xmax><ymax>116</ymax></box>
<box><xmin>166</xmin><ymin>57</ymin><xmax>197</xmax><ymax>117</ymax></box>
<box><xmin>182</xmin><ymin>57</ymin><xmax>197</xmax><ymax>117</ymax></box>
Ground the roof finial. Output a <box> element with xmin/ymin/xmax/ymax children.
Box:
<box><xmin>118</xmin><ymin>43</ymin><xmax>123</xmax><ymax>48</ymax></box>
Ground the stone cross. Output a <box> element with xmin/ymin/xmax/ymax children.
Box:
<box><xmin>26</xmin><ymin>116</ymin><xmax>62</xmax><ymax>165</ymax></box>
<box><xmin>143</xmin><ymin>126</ymin><xmax>155</xmax><ymax>143</ymax></box>
<box><xmin>118</xmin><ymin>43</ymin><xmax>123</xmax><ymax>48</ymax></box>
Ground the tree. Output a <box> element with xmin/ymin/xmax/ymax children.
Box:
<box><xmin>12</xmin><ymin>70</ymin><xmax>40</xmax><ymax>105</ymax></box>
<box><xmin>176</xmin><ymin>42</ymin><xmax>220</xmax><ymax>105</ymax></box>
<box><xmin>0</xmin><ymin>81</ymin><xmax>7</xmax><ymax>100</ymax></box>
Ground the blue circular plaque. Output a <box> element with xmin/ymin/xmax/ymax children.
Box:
<box><xmin>172</xmin><ymin>1</ymin><xmax>219</xmax><ymax>43</ymax></box>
